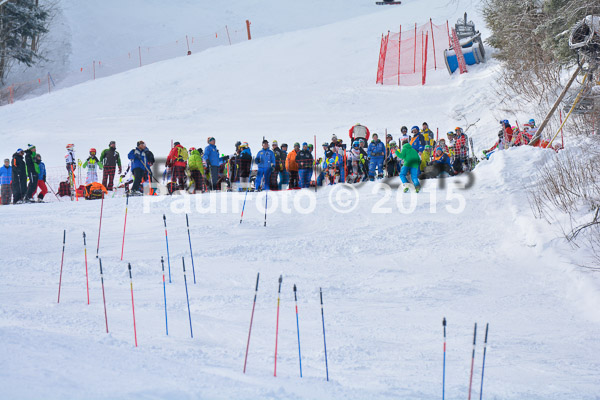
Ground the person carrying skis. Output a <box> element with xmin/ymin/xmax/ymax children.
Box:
<box><xmin>83</xmin><ymin>148</ymin><xmax>103</xmax><ymax>184</ymax></box>
<box><xmin>24</xmin><ymin>144</ymin><xmax>39</xmax><ymax>202</ymax></box>
<box><xmin>127</xmin><ymin>141</ymin><xmax>150</xmax><ymax>195</ymax></box>
<box><xmin>65</xmin><ymin>144</ymin><xmax>76</xmax><ymax>185</ymax></box>
<box><xmin>296</xmin><ymin>142</ymin><xmax>314</xmax><ymax>189</ymax></box>
<box><xmin>409</xmin><ymin>126</ymin><xmax>426</xmax><ymax>154</ymax></box>
<box><xmin>349</xmin><ymin>123</ymin><xmax>370</xmax><ymax>143</ymax></box>
<box><xmin>203</xmin><ymin>137</ymin><xmax>221</xmax><ymax>191</ymax></box>
<box><xmin>188</xmin><ymin>147</ymin><xmax>205</xmax><ymax>193</ymax></box>
<box><xmin>367</xmin><ymin>133</ymin><xmax>386</xmax><ymax>181</ymax></box>
<box><xmin>286</xmin><ymin>142</ymin><xmax>300</xmax><ymax>189</ymax></box>
<box><xmin>255</xmin><ymin>139</ymin><xmax>275</xmax><ymax>191</ymax></box>
<box><xmin>100</xmin><ymin>141</ymin><xmax>122</xmax><ymax>191</ymax></box>
<box><xmin>166</xmin><ymin>141</ymin><xmax>188</xmax><ymax>190</ymax></box>
<box><xmin>0</xmin><ymin>158</ymin><xmax>12</xmax><ymax>205</ymax></box>
<box><xmin>11</xmin><ymin>149</ymin><xmax>27</xmax><ymax>204</ymax></box>
<box><xmin>396</xmin><ymin>137</ymin><xmax>421</xmax><ymax>193</ymax></box>
<box><xmin>35</xmin><ymin>153</ymin><xmax>48</xmax><ymax>202</ymax></box>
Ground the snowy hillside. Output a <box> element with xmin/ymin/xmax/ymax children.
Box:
<box><xmin>1</xmin><ymin>0</ymin><xmax>599</xmax><ymax>399</ymax></box>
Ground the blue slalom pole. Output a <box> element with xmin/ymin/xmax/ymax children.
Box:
<box><xmin>161</xmin><ymin>256</ymin><xmax>168</xmax><ymax>335</ymax></box>
<box><xmin>479</xmin><ymin>323</ymin><xmax>489</xmax><ymax>400</ymax></box>
<box><xmin>443</xmin><ymin>317</ymin><xmax>447</xmax><ymax>400</ymax></box>
<box><xmin>185</xmin><ymin>214</ymin><xmax>196</xmax><ymax>284</ymax></box>
<box><xmin>320</xmin><ymin>287</ymin><xmax>329</xmax><ymax>381</ymax></box>
<box><xmin>240</xmin><ymin>190</ymin><xmax>249</xmax><ymax>224</ymax></box>
<box><xmin>182</xmin><ymin>257</ymin><xmax>193</xmax><ymax>338</ymax></box>
<box><xmin>163</xmin><ymin>214</ymin><xmax>171</xmax><ymax>283</ymax></box>
<box><xmin>294</xmin><ymin>284</ymin><xmax>303</xmax><ymax>377</ymax></box>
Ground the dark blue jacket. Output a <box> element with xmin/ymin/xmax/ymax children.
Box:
<box><xmin>434</xmin><ymin>153</ymin><xmax>452</xmax><ymax>167</ymax></box>
<box><xmin>203</xmin><ymin>144</ymin><xmax>220</xmax><ymax>166</ymax></box>
<box><xmin>128</xmin><ymin>147</ymin><xmax>150</xmax><ymax>171</ymax></box>
<box><xmin>410</xmin><ymin>134</ymin><xmax>426</xmax><ymax>152</ymax></box>
<box><xmin>0</xmin><ymin>165</ymin><xmax>11</xmax><ymax>184</ymax></box>
<box><xmin>255</xmin><ymin>149</ymin><xmax>275</xmax><ymax>169</ymax></box>
<box><xmin>368</xmin><ymin>140</ymin><xmax>385</xmax><ymax>158</ymax></box>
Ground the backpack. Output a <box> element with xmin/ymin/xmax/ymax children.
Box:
<box><xmin>84</xmin><ymin>182</ymin><xmax>108</xmax><ymax>200</ymax></box>
<box><xmin>58</xmin><ymin>181</ymin><xmax>71</xmax><ymax>197</ymax></box>
<box><xmin>177</xmin><ymin>146</ymin><xmax>189</xmax><ymax>162</ymax></box>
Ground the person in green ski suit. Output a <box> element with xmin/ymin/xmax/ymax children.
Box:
<box><xmin>188</xmin><ymin>148</ymin><xmax>205</xmax><ymax>193</ymax></box>
<box><xmin>25</xmin><ymin>144</ymin><xmax>40</xmax><ymax>202</ymax></box>
<box><xmin>396</xmin><ymin>140</ymin><xmax>421</xmax><ymax>192</ymax></box>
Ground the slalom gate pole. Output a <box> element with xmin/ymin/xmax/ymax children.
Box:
<box><xmin>57</xmin><ymin>229</ymin><xmax>66</xmax><ymax>303</ymax></box>
<box><xmin>185</xmin><ymin>214</ymin><xmax>196</xmax><ymax>284</ymax></box>
<box><xmin>320</xmin><ymin>287</ymin><xmax>329</xmax><ymax>381</ymax></box>
<box><xmin>240</xmin><ymin>189</ymin><xmax>249</xmax><ymax>224</ymax></box>
<box><xmin>161</xmin><ymin>257</ymin><xmax>168</xmax><ymax>335</ymax></box>
<box><xmin>83</xmin><ymin>232</ymin><xmax>90</xmax><ymax>304</ymax></box>
<box><xmin>468</xmin><ymin>323</ymin><xmax>478</xmax><ymax>400</ymax></box>
<box><xmin>479</xmin><ymin>323</ymin><xmax>489</xmax><ymax>400</ymax></box>
<box><xmin>443</xmin><ymin>317</ymin><xmax>447</xmax><ymax>400</ymax></box>
<box><xmin>264</xmin><ymin>192</ymin><xmax>268</xmax><ymax>227</ymax></box>
<box><xmin>182</xmin><ymin>257</ymin><xmax>193</xmax><ymax>338</ymax></box>
<box><xmin>314</xmin><ymin>134</ymin><xmax>317</xmax><ymax>193</ymax></box>
<box><xmin>243</xmin><ymin>272</ymin><xmax>260</xmax><ymax>373</ymax></box>
<box><xmin>274</xmin><ymin>275</ymin><xmax>282</xmax><ymax>376</ymax></box>
<box><xmin>47</xmin><ymin>182</ymin><xmax>61</xmax><ymax>201</ymax></box>
<box><xmin>99</xmin><ymin>258</ymin><xmax>108</xmax><ymax>333</ymax></box>
<box><xmin>128</xmin><ymin>263</ymin><xmax>138</xmax><ymax>347</ymax></box>
<box><xmin>96</xmin><ymin>193</ymin><xmax>104</xmax><ymax>258</ymax></box>
<box><xmin>121</xmin><ymin>193</ymin><xmax>129</xmax><ymax>260</ymax></box>
<box><xmin>163</xmin><ymin>214</ymin><xmax>172</xmax><ymax>283</ymax></box>
<box><xmin>294</xmin><ymin>284</ymin><xmax>303</xmax><ymax>377</ymax></box>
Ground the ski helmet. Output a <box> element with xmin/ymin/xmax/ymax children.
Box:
<box><xmin>241</xmin><ymin>142</ymin><xmax>249</xmax><ymax>148</ymax></box>
<box><xmin>455</xmin><ymin>127</ymin><xmax>463</xmax><ymax>134</ymax></box>
<box><xmin>272</xmin><ymin>140</ymin><xmax>278</xmax><ymax>145</ymax></box>
<box><xmin>302</xmin><ymin>142</ymin><xmax>308</xmax><ymax>147</ymax></box>
<box><xmin>411</xmin><ymin>126</ymin><xmax>419</xmax><ymax>133</ymax></box>
<box><xmin>352</xmin><ymin>140</ymin><xmax>360</xmax><ymax>148</ymax></box>
<box><xmin>189</xmin><ymin>147</ymin><xmax>196</xmax><ymax>152</ymax></box>
<box><xmin>528</xmin><ymin>118</ymin><xmax>535</xmax><ymax>127</ymax></box>
<box><xmin>66</xmin><ymin>144</ymin><xmax>74</xmax><ymax>150</ymax></box>
<box><xmin>401</xmin><ymin>126</ymin><xmax>408</xmax><ymax>133</ymax></box>
<box><xmin>389</xmin><ymin>141</ymin><xmax>397</xmax><ymax>147</ymax></box>
<box><xmin>89</xmin><ymin>148</ymin><xmax>96</xmax><ymax>154</ymax></box>
<box><xmin>322</xmin><ymin>142</ymin><xmax>329</xmax><ymax>147</ymax></box>
<box><xmin>281</xmin><ymin>143</ymin><xmax>288</xmax><ymax>148</ymax></box>
<box><xmin>447</xmin><ymin>131</ymin><xmax>455</xmax><ymax>136</ymax></box>
<box><xmin>294</xmin><ymin>142</ymin><xmax>300</xmax><ymax>147</ymax></box>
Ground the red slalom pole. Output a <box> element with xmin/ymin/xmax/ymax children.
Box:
<box><xmin>83</xmin><ymin>232</ymin><xmax>89</xmax><ymax>304</ymax></box>
<box><xmin>57</xmin><ymin>230</ymin><xmax>66</xmax><ymax>303</ymax></box>
<box><xmin>274</xmin><ymin>275</ymin><xmax>283</xmax><ymax>377</ymax></box>
<box><xmin>121</xmin><ymin>193</ymin><xmax>129</xmax><ymax>260</ymax></box>
<box><xmin>243</xmin><ymin>272</ymin><xmax>260</xmax><ymax>373</ymax></box>
<box><xmin>468</xmin><ymin>323</ymin><xmax>478</xmax><ymax>400</ymax></box>
<box><xmin>96</xmin><ymin>193</ymin><xmax>104</xmax><ymax>259</ymax></box>
<box><xmin>98</xmin><ymin>258</ymin><xmax>109</xmax><ymax>333</ymax></box>
<box><xmin>128</xmin><ymin>263</ymin><xmax>138</xmax><ymax>347</ymax></box>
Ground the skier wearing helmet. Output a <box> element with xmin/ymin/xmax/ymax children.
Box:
<box><xmin>409</xmin><ymin>126</ymin><xmax>426</xmax><ymax>153</ymax></box>
<box><xmin>83</xmin><ymin>148</ymin><xmax>103</xmax><ymax>184</ymax></box>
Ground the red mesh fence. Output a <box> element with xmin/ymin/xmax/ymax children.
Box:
<box><xmin>0</xmin><ymin>22</ymin><xmax>251</xmax><ymax>106</ymax></box>
<box><xmin>376</xmin><ymin>19</ymin><xmax>450</xmax><ymax>86</ymax></box>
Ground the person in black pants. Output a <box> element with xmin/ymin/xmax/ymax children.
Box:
<box><xmin>11</xmin><ymin>149</ymin><xmax>27</xmax><ymax>204</ymax></box>
<box><xmin>24</xmin><ymin>144</ymin><xmax>38</xmax><ymax>202</ymax></box>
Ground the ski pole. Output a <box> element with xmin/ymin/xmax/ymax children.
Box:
<box><xmin>98</xmin><ymin>258</ymin><xmax>108</xmax><ymax>333</ymax></box>
<box><xmin>243</xmin><ymin>272</ymin><xmax>260</xmax><ymax>373</ymax></box>
<box><xmin>163</xmin><ymin>214</ymin><xmax>171</xmax><ymax>283</ymax></box>
<box><xmin>161</xmin><ymin>257</ymin><xmax>168</xmax><ymax>335</ymax></box>
<box><xmin>320</xmin><ymin>287</ymin><xmax>329</xmax><ymax>381</ymax></box>
<box><xmin>479</xmin><ymin>323</ymin><xmax>489</xmax><ymax>400</ymax></box>
<box><xmin>185</xmin><ymin>214</ymin><xmax>196</xmax><ymax>284</ymax></box>
<box><xmin>468</xmin><ymin>323</ymin><xmax>478</xmax><ymax>400</ymax></box>
<box><xmin>57</xmin><ymin>229</ymin><xmax>66</xmax><ymax>303</ymax></box>
<box><xmin>83</xmin><ymin>232</ymin><xmax>90</xmax><ymax>304</ymax></box>
<box><xmin>182</xmin><ymin>257</ymin><xmax>193</xmax><ymax>338</ymax></box>
<box><xmin>274</xmin><ymin>275</ymin><xmax>282</xmax><ymax>377</ymax></box>
<box><xmin>294</xmin><ymin>284</ymin><xmax>303</xmax><ymax>377</ymax></box>
<box><xmin>47</xmin><ymin>182</ymin><xmax>61</xmax><ymax>202</ymax></box>
<box><xmin>128</xmin><ymin>263</ymin><xmax>138</xmax><ymax>347</ymax></box>
<box><xmin>240</xmin><ymin>189</ymin><xmax>249</xmax><ymax>224</ymax></box>
<box><xmin>264</xmin><ymin>192</ymin><xmax>268</xmax><ymax>227</ymax></box>
<box><xmin>121</xmin><ymin>193</ymin><xmax>129</xmax><ymax>260</ymax></box>
<box><xmin>96</xmin><ymin>193</ymin><xmax>104</xmax><ymax>258</ymax></box>
<box><xmin>443</xmin><ymin>317</ymin><xmax>447</xmax><ymax>400</ymax></box>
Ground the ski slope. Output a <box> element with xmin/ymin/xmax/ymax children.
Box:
<box><xmin>1</xmin><ymin>0</ymin><xmax>599</xmax><ymax>399</ymax></box>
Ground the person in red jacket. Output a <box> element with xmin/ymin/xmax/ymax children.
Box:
<box><xmin>166</xmin><ymin>141</ymin><xmax>188</xmax><ymax>190</ymax></box>
<box><xmin>349</xmin><ymin>123</ymin><xmax>370</xmax><ymax>143</ymax></box>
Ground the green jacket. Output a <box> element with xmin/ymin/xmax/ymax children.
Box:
<box><xmin>188</xmin><ymin>150</ymin><xmax>204</xmax><ymax>173</ymax></box>
<box><xmin>396</xmin><ymin>143</ymin><xmax>421</xmax><ymax>169</ymax></box>
<box><xmin>420</xmin><ymin>150</ymin><xmax>431</xmax><ymax>171</ymax></box>
<box><xmin>83</xmin><ymin>156</ymin><xmax>103</xmax><ymax>169</ymax></box>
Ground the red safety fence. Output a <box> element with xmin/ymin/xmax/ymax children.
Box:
<box><xmin>0</xmin><ymin>21</ymin><xmax>251</xmax><ymax>106</ymax></box>
<box><xmin>376</xmin><ymin>19</ymin><xmax>450</xmax><ymax>86</ymax></box>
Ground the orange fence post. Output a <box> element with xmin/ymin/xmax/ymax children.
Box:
<box><xmin>246</xmin><ymin>20</ymin><xmax>252</xmax><ymax>40</ymax></box>
<box><xmin>422</xmin><ymin>32</ymin><xmax>428</xmax><ymax>85</ymax></box>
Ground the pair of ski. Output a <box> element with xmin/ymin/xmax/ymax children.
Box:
<box><xmin>442</xmin><ymin>319</ymin><xmax>490</xmax><ymax>400</ymax></box>
<box><xmin>243</xmin><ymin>273</ymin><xmax>329</xmax><ymax>381</ymax></box>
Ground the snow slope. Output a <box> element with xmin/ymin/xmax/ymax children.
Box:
<box><xmin>1</xmin><ymin>0</ymin><xmax>599</xmax><ymax>399</ymax></box>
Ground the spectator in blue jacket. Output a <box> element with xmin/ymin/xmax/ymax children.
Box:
<box><xmin>203</xmin><ymin>137</ymin><xmax>221</xmax><ymax>190</ymax></box>
<box><xmin>367</xmin><ymin>133</ymin><xmax>386</xmax><ymax>181</ymax></box>
<box><xmin>255</xmin><ymin>140</ymin><xmax>276</xmax><ymax>191</ymax></box>
<box><xmin>0</xmin><ymin>158</ymin><xmax>12</xmax><ymax>205</ymax></box>
<box><xmin>127</xmin><ymin>140</ymin><xmax>150</xmax><ymax>195</ymax></box>
<box><xmin>409</xmin><ymin>126</ymin><xmax>426</xmax><ymax>153</ymax></box>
